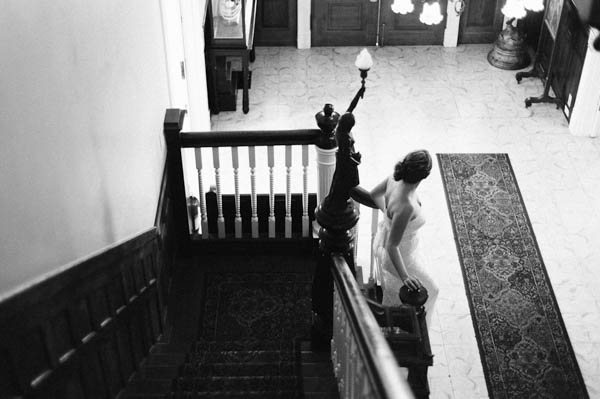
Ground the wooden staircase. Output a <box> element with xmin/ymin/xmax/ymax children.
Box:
<box><xmin>117</xmin><ymin>253</ymin><xmax>340</xmax><ymax>399</ymax></box>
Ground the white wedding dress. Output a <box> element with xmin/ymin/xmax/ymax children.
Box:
<box><xmin>372</xmin><ymin>201</ymin><xmax>438</xmax><ymax>327</ymax></box>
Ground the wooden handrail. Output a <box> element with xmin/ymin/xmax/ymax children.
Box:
<box><xmin>331</xmin><ymin>254</ymin><xmax>414</xmax><ymax>399</ymax></box>
<box><xmin>180</xmin><ymin>129</ymin><xmax>322</xmax><ymax>148</ymax></box>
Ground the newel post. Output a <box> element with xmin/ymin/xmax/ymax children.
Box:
<box><xmin>163</xmin><ymin>108</ymin><xmax>190</xmax><ymax>255</ymax></box>
<box><xmin>311</xmin><ymin>108</ymin><xmax>361</xmax><ymax>350</ymax></box>
<box><xmin>315</xmin><ymin>103</ymin><xmax>339</xmax><ymax>206</ymax></box>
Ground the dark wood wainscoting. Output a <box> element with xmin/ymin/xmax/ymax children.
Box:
<box><xmin>0</xmin><ymin>228</ymin><xmax>165</xmax><ymax>399</ymax></box>
<box><xmin>458</xmin><ymin>0</ymin><xmax>503</xmax><ymax>43</ymax></box>
<box><xmin>254</xmin><ymin>0</ymin><xmax>298</xmax><ymax>46</ymax></box>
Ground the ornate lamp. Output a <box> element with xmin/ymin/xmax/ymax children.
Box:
<box><xmin>488</xmin><ymin>0</ymin><xmax>544</xmax><ymax>70</ymax></box>
<box><xmin>347</xmin><ymin>48</ymin><xmax>373</xmax><ymax>113</ymax></box>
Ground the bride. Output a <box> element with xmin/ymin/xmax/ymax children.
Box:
<box><xmin>351</xmin><ymin>149</ymin><xmax>439</xmax><ymax>327</ymax></box>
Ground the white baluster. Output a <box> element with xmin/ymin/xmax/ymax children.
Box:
<box><xmin>285</xmin><ymin>145</ymin><xmax>292</xmax><ymax>238</ymax></box>
<box><xmin>302</xmin><ymin>145</ymin><xmax>310</xmax><ymax>237</ymax></box>
<box><xmin>194</xmin><ymin>148</ymin><xmax>209</xmax><ymax>239</ymax></box>
<box><xmin>268</xmin><ymin>146</ymin><xmax>276</xmax><ymax>238</ymax></box>
<box><xmin>315</xmin><ymin>146</ymin><xmax>337</xmax><ymax>234</ymax></box>
<box><xmin>231</xmin><ymin>146</ymin><xmax>242</xmax><ymax>238</ymax></box>
<box><xmin>213</xmin><ymin>147</ymin><xmax>225</xmax><ymax>238</ymax></box>
<box><xmin>315</xmin><ymin>146</ymin><xmax>337</xmax><ymax>203</ymax></box>
<box><xmin>370</xmin><ymin>208</ymin><xmax>380</xmax><ymax>287</ymax></box>
<box><xmin>249</xmin><ymin>146</ymin><xmax>259</xmax><ymax>238</ymax></box>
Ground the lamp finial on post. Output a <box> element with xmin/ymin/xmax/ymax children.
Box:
<box><xmin>347</xmin><ymin>48</ymin><xmax>373</xmax><ymax>113</ymax></box>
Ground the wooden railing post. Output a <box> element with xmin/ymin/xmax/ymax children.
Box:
<box><xmin>315</xmin><ymin>103</ymin><xmax>339</xmax><ymax>207</ymax></box>
<box><xmin>163</xmin><ymin>108</ymin><xmax>189</xmax><ymax>255</ymax></box>
<box><xmin>312</xmin><ymin>109</ymin><xmax>361</xmax><ymax>350</ymax></box>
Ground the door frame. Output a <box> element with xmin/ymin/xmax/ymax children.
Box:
<box><xmin>160</xmin><ymin>0</ymin><xmax>211</xmax><ymax>132</ymax></box>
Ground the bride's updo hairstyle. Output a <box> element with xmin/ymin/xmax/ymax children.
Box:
<box><xmin>394</xmin><ymin>150</ymin><xmax>432</xmax><ymax>184</ymax></box>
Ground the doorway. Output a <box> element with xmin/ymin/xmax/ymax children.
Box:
<box><xmin>160</xmin><ymin>0</ymin><xmax>211</xmax><ymax>131</ymax></box>
<box><xmin>311</xmin><ymin>0</ymin><xmax>448</xmax><ymax>46</ymax></box>
<box><xmin>456</xmin><ymin>0</ymin><xmax>503</xmax><ymax>44</ymax></box>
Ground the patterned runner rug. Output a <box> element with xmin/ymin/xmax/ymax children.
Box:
<box><xmin>169</xmin><ymin>270</ymin><xmax>313</xmax><ymax>397</ymax></box>
<box><xmin>437</xmin><ymin>153</ymin><xmax>588</xmax><ymax>399</ymax></box>
<box><xmin>200</xmin><ymin>271</ymin><xmax>313</xmax><ymax>345</ymax></box>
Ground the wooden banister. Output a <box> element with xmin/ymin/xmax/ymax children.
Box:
<box><xmin>179</xmin><ymin>129</ymin><xmax>322</xmax><ymax>148</ymax></box>
<box><xmin>163</xmin><ymin>109</ymin><xmax>189</xmax><ymax>253</ymax></box>
<box><xmin>331</xmin><ymin>254</ymin><xmax>414</xmax><ymax>399</ymax></box>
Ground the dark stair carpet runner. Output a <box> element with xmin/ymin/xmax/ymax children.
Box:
<box><xmin>119</xmin><ymin>256</ymin><xmax>340</xmax><ymax>398</ymax></box>
<box><xmin>169</xmin><ymin>340</ymin><xmax>299</xmax><ymax>398</ymax></box>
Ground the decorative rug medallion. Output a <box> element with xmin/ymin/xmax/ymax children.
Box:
<box><xmin>438</xmin><ymin>153</ymin><xmax>588</xmax><ymax>399</ymax></box>
<box><xmin>201</xmin><ymin>271</ymin><xmax>312</xmax><ymax>346</ymax></box>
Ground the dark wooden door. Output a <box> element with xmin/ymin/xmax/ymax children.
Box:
<box><xmin>379</xmin><ymin>0</ymin><xmax>448</xmax><ymax>45</ymax></box>
<box><xmin>254</xmin><ymin>0</ymin><xmax>297</xmax><ymax>46</ymax></box>
<box><xmin>458</xmin><ymin>0</ymin><xmax>503</xmax><ymax>43</ymax></box>
<box><xmin>312</xmin><ymin>0</ymin><xmax>379</xmax><ymax>46</ymax></box>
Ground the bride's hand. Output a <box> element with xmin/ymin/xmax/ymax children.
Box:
<box><xmin>403</xmin><ymin>276</ymin><xmax>422</xmax><ymax>291</ymax></box>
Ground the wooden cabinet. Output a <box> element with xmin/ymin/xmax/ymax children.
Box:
<box><xmin>205</xmin><ymin>0</ymin><xmax>257</xmax><ymax>114</ymax></box>
<box><xmin>550</xmin><ymin>0</ymin><xmax>588</xmax><ymax>120</ymax></box>
<box><xmin>517</xmin><ymin>0</ymin><xmax>589</xmax><ymax>121</ymax></box>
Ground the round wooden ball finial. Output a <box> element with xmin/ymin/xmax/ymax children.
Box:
<box><xmin>399</xmin><ymin>285</ymin><xmax>429</xmax><ymax>307</ymax></box>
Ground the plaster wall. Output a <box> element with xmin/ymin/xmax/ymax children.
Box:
<box><xmin>0</xmin><ymin>0</ymin><xmax>170</xmax><ymax>299</ymax></box>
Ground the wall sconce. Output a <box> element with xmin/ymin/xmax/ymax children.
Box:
<box><xmin>488</xmin><ymin>0</ymin><xmax>545</xmax><ymax>69</ymax></box>
<box><xmin>390</xmin><ymin>0</ymin><xmax>444</xmax><ymax>25</ymax></box>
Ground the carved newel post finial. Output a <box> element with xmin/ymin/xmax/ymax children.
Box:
<box><xmin>315</xmin><ymin>103</ymin><xmax>339</xmax><ymax>150</ymax></box>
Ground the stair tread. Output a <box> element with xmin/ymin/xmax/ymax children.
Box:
<box><xmin>186</xmin><ymin>350</ymin><xmax>292</xmax><ymax>364</ymax></box>
<box><xmin>175</xmin><ymin>375</ymin><xmax>298</xmax><ymax>381</ymax></box>
<box><xmin>172</xmin><ymin>375</ymin><xmax>299</xmax><ymax>391</ymax></box>
<box><xmin>302</xmin><ymin>376</ymin><xmax>338</xmax><ymax>393</ymax></box>
<box><xmin>192</xmin><ymin>340</ymin><xmax>293</xmax><ymax>352</ymax></box>
<box><xmin>133</xmin><ymin>365</ymin><xmax>180</xmax><ymax>380</ymax></box>
<box><xmin>167</xmin><ymin>390</ymin><xmax>299</xmax><ymax>398</ymax></box>
<box><xmin>180</xmin><ymin>361</ymin><xmax>295</xmax><ymax>377</ymax></box>
<box><xmin>304</xmin><ymin>393</ymin><xmax>340</xmax><ymax>399</ymax></box>
<box><xmin>301</xmin><ymin>362</ymin><xmax>334</xmax><ymax>376</ymax></box>
<box><xmin>151</xmin><ymin>342</ymin><xmax>193</xmax><ymax>354</ymax></box>
<box><xmin>122</xmin><ymin>378</ymin><xmax>173</xmax><ymax>394</ymax></box>
<box><xmin>145</xmin><ymin>353</ymin><xmax>186</xmax><ymax>365</ymax></box>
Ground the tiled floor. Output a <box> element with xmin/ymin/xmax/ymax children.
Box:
<box><xmin>208</xmin><ymin>45</ymin><xmax>600</xmax><ymax>398</ymax></box>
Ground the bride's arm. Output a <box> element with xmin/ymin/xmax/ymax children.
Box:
<box><xmin>386</xmin><ymin>204</ymin><xmax>422</xmax><ymax>291</ymax></box>
<box><xmin>350</xmin><ymin>178</ymin><xmax>387</xmax><ymax>209</ymax></box>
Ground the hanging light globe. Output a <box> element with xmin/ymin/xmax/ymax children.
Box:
<box><xmin>501</xmin><ymin>0</ymin><xmax>527</xmax><ymax>20</ymax></box>
<box><xmin>420</xmin><ymin>2</ymin><xmax>443</xmax><ymax>25</ymax></box>
<box><xmin>391</xmin><ymin>0</ymin><xmax>414</xmax><ymax>15</ymax></box>
<box><xmin>523</xmin><ymin>0</ymin><xmax>544</xmax><ymax>12</ymax></box>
